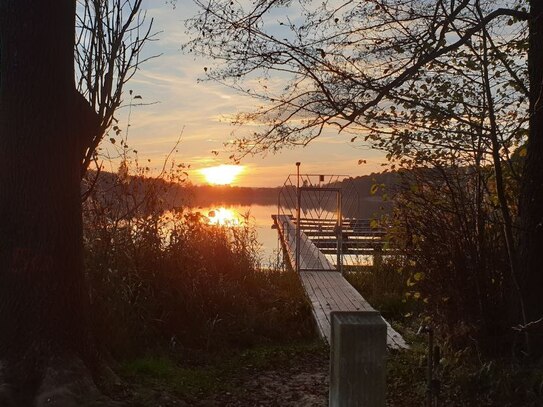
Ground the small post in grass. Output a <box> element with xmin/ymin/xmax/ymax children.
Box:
<box><xmin>329</xmin><ymin>311</ymin><xmax>387</xmax><ymax>407</ymax></box>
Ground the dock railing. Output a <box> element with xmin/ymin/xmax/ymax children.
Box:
<box><xmin>276</xmin><ymin>173</ymin><xmax>389</xmax><ymax>272</ymax></box>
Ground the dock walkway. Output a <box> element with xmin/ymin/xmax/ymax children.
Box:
<box><xmin>273</xmin><ymin>214</ymin><xmax>408</xmax><ymax>349</ymax></box>
<box><xmin>273</xmin><ymin>214</ymin><xmax>334</xmax><ymax>271</ymax></box>
<box><xmin>300</xmin><ymin>270</ymin><xmax>408</xmax><ymax>349</ymax></box>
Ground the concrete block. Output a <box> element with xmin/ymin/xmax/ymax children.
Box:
<box><xmin>329</xmin><ymin>311</ymin><xmax>386</xmax><ymax>407</ymax></box>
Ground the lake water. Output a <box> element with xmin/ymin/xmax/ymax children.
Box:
<box><xmin>195</xmin><ymin>203</ymin><xmax>376</xmax><ymax>268</ymax></box>
<box><xmin>196</xmin><ymin>204</ymin><xmax>280</xmax><ymax>264</ymax></box>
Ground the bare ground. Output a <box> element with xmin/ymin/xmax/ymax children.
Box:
<box><xmin>195</xmin><ymin>350</ymin><xmax>329</xmax><ymax>407</ymax></box>
<box><xmin>119</xmin><ymin>347</ymin><xmax>329</xmax><ymax>407</ymax></box>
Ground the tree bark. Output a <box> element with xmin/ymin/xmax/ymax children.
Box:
<box><xmin>0</xmin><ymin>1</ymin><xmax>103</xmax><ymax>404</ymax></box>
<box><xmin>519</xmin><ymin>1</ymin><xmax>543</xmax><ymax>359</ymax></box>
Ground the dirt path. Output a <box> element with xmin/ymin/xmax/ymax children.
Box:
<box><xmin>119</xmin><ymin>345</ymin><xmax>329</xmax><ymax>407</ymax></box>
<box><xmin>195</xmin><ymin>351</ymin><xmax>329</xmax><ymax>407</ymax></box>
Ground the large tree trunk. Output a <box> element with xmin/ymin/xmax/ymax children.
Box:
<box><xmin>0</xmin><ymin>1</ymin><xmax>105</xmax><ymax>405</ymax></box>
<box><xmin>519</xmin><ymin>1</ymin><xmax>543</xmax><ymax>359</ymax></box>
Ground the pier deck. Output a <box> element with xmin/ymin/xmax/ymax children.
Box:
<box><xmin>273</xmin><ymin>214</ymin><xmax>334</xmax><ymax>271</ymax></box>
<box><xmin>300</xmin><ymin>270</ymin><xmax>408</xmax><ymax>349</ymax></box>
<box><xmin>273</xmin><ymin>214</ymin><xmax>408</xmax><ymax>349</ymax></box>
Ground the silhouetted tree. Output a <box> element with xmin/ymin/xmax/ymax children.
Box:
<box><xmin>187</xmin><ymin>0</ymin><xmax>543</xmax><ymax>357</ymax></box>
<box><xmin>76</xmin><ymin>0</ymin><xmax>156</xmax><ymax>176</ymax></box>
<box><xmin>0</xmin><ymin>0</ymin><xmax>151</xmax><ymax>404</ymax></box>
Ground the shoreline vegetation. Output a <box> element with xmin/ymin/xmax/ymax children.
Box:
<box><xmin>83</xmin><ymin>169</ymin><xmax>394</xmax><ymax>217</ymax></box>
<box><xmin>83</xmin><ymin>167</ymin><xmax>542</xmax><ymax>406</ymax></box>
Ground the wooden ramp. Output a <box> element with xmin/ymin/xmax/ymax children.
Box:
<box><xmin>273</xmin><ymin>214</ymin><xmax>334</xmax><ymax>271</ymax></box>
<box><xmin>273</xmin><ymin>214</ymin><xmax>408</xmax><ymax>349</ymax></box>
<box><xmin>300</xmin><ymin>271</ymin><xmax>408</xmax><ymax>349</ymax></box>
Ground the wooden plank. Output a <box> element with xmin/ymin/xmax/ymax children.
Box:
<box><xmin>304</xmin><ymin>230</ymin><xmax>387</xmax><ymax>237</ymax></box>
<box><xmin>300</xmin><ymin>271</ymin><xmax>408</xmax><ymax>349</ymax></box>
<box><xmin>313</xmin><ymin>241</ymin><xmax>385</xmax><ymax>249</ymax></box>
<box><xmin>319</xmin><ymin>272</ymin><xmax>358</xmax><ymax>312</ymax></box>
<box><xmin>300</xmin><ymin>272</ymin><xmax>332</xmax><ymax>340</ymax></box>
<box><xmin>320</xmin><ymin>272</ymin><xmax>371</xmax><ymax>312</ymax></box>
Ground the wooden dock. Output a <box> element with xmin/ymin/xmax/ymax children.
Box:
<box><xmin>273</xmin><ymin>214</ymin><xmax>408</xmax><ymax>349</ymax></box>
<box><xmin>300</xmin><ymin>270</ymin><xmax>408</xmax><ymax>349</ymax></box>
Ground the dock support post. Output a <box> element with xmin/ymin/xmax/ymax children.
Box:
<box><xmin>329</xmin><ymin>311</ymin><xmax>386</xmax><ymax>407</ymax></box>
<box><xmin>373</xmin><ymin>247</ymin><xmax>383</xmax><ymax>269</ymax></box>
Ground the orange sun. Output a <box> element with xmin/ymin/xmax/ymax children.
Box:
<box><xmin>199</xmin><ymin>164</ymin><xmax>244</xmax><ymax>185</ymax></box>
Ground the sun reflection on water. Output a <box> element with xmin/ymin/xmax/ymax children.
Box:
<box><xmin>206</xmin><ymin>207</ymin><xmax>242</xmax><ymax>226</ymax></box>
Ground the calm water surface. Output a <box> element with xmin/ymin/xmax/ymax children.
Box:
<box><xmin>196</xmin><ymin>204</ymin><xmax>279</xmax><ymax>263</ymax></box>
<box><xmin>195</xmin><ymin>204</ymin><xmax>375</xmax><ymax>267</ymax></box>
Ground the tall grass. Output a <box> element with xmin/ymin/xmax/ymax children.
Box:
<box><xmin>82</xmin><ymin>170</ymin><xmax>314</xmax><ymax>359</ymax></box>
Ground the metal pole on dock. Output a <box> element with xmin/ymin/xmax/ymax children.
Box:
<box><xmin>296</xmin><ymin>162</ymin><xmax>301</xmax><ymax>273</ymax></box>
<box><xmin>337</xmin><ymin>190</ymin><xmax>343</xmax><ymax>274</ymax></box>
<box><xmin>277</xmin><ymin>191</ymin><xmax>282</xmax><ymax>270</ymax></box>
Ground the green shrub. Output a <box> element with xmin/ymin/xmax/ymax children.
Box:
<box><xmin>345</xmin><ymin>257</ymin><xmax>416</xmax><ymax>321</ymax></box>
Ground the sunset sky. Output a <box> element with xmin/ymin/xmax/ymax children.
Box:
<box><xmin>104</xmin><ymin>1</ymin><xmax>387</xmax><ymax>187</ymax></box>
